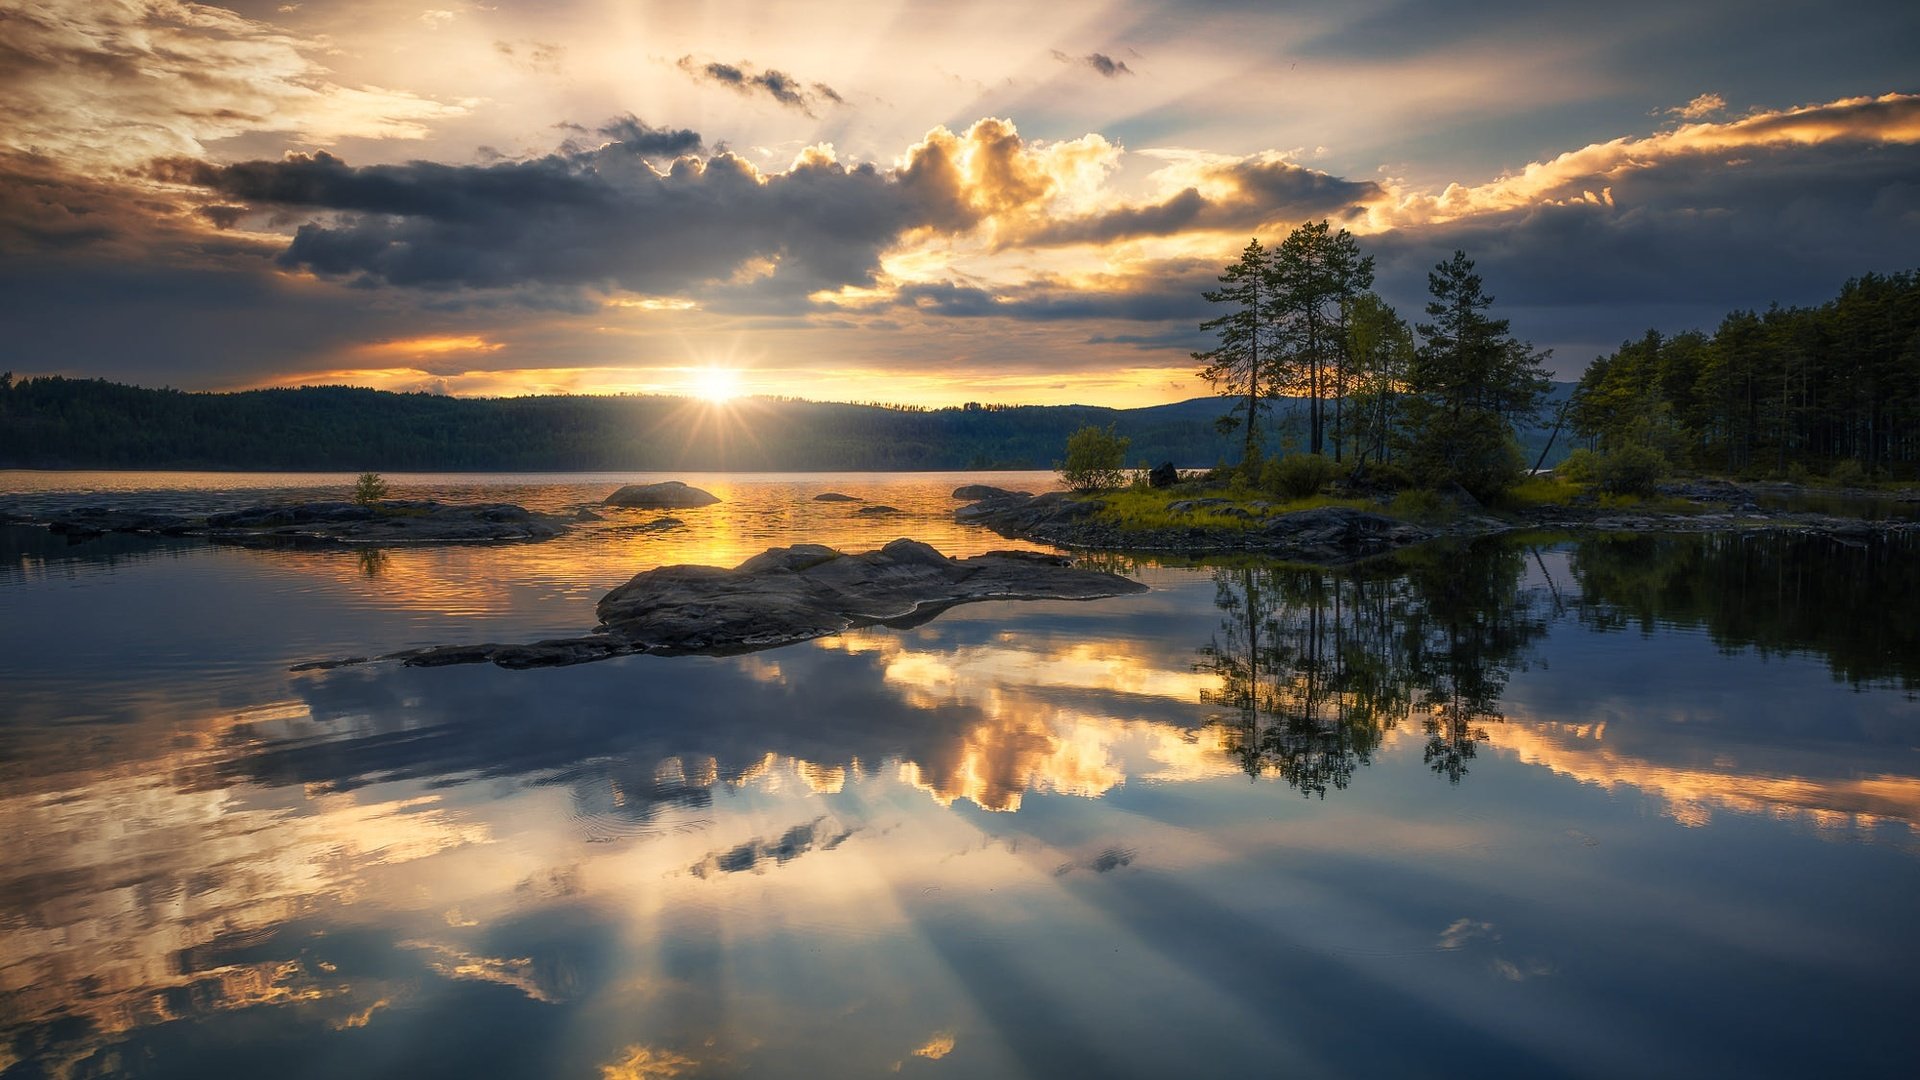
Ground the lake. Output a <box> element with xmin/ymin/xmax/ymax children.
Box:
<box><xmin>2</xmin><ymin>471</ymin><xmax>1917</xmax><ymax>1078</ymax></box>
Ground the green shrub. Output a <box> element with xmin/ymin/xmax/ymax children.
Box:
<box><xmin>1057</xmin><ymin>424</ymin><xmax>1130</xmax><ymax>491</ymax></box>
<box><xmin>352</xmin><ymin>471</ymin><xmax>389</xmax><ymax>506</ymax></box>
<box><xmin>1827</xmin><ymin>458</ymin><xmax>1866</xmax><ymax>487</ymax></box>
<box><xmin>1346</xmin><ymin>459</ymin><xmax>1413</xmax><ymax>491</ymax></box>
<box><xmin>1597</xmin><ymin>443</ymin><xmax>1666</xmax><ymax>496</ymax></box>
<box><xmin>1260</xmin><ymin>453</ymin><xmax>1336</xmax><ymax>498</ymax></box>
<box><xmin>1556</xmin><ymin>447</ymin><xmax>1599</xmax><ymax>484</ymax></box>
<box><xmin>1785</xmin><ymin>461</ymin><xmax>1810</xmax><ymax>484</ymax></box>
<box><xmin>1398</xmin><ymin>404</ymin><xmax>1525</xmax><ymax>502</ymax></box>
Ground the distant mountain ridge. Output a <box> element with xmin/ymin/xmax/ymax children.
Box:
<box><xmin>0</xmin><ymin>376</ymin><xmax>1574</xmax><ymax>472</ymax></box>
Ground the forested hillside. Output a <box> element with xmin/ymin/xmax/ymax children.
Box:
<box><xmin>0</xmin><ymin>377</ymin><xmax>1332</xmax><ymax>471</ymax></box>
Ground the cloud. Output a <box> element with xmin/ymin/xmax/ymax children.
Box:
<box><xmin>1366</xmin><ymin>93</ymin><xmax>1920</xmax><ymax>229</ymax></box>
<box><xmin>592</xmin><ymin>115</ymin><xmax>704</xmax><ymax>158</ymax></box>
<box><xmin>1667</xmin><ymin>92</ymin><xmax>1726</xmax><ymax>121</ymax></box>
<box><xmin>676</xmin><ymin>55</ymin><xmax>842</xmax><ymax>116</ymax></box>
<box><xmin>687</xmin><ymin>817</ymin><xmax>855</xmax><ymax>877</ymax></box>
<box><xmin>495</xmin><ymin>39</ymin><xmax>565</xmax><ymax>75</ymax></box>
<box><xmin>1052</xmin><ymin>50</ymin><xmax>1134</xmax><ymax>77</ymax></box>
<box><xmin>1025</xmin><ymin>151</ymin><xmax>1383</xmax><ymax>246</ymax></box>
<box><xmin>0</xmin><ymin>0</ymin><xmax>466</xmax><ymax>168</ymax></box>
<box><xmin>150</xmin><ymin>117</ymin><xmax>1130</xmax><ymax>304</ymax></box>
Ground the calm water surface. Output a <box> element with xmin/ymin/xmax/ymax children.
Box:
<box><xmin>2</xmin><ymin>472</ymin><xmax>1916</xmax><ymax>1078</ymax></box>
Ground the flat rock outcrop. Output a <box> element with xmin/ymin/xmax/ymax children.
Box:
<box><xmin>604</xmin><ymin>481</ymin><xmax>720</xmax><ymax>508</ymax></box>
<box><xmin>23</xmin><ymin>500</ymin><xmax>569</xmax><ymax>547</ymax></box>
<box><xmin>323</xmin><ymin>539</ymin><xmax>1147</xmax><ymax>670</ymax></box>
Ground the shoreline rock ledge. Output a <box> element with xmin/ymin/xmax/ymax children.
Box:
<box><xmin>315</xmin><ymin>538</ymin><xmax>1147</xmax><ymax>670</ymax></box>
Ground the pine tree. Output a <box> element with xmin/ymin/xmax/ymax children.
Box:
<box><xmin>1194</xmin><ymin>239</ymin><xmax>1275</xmax><ymax>466</ymax></box>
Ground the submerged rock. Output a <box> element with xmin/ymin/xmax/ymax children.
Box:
<box><xmin>320</xmin><ymin>539</ymin><xmax>1147</xmax><ymax>670</ymax></box>
<box><xmin>855</xmin><ymin>504</ymin><xmax>903</xmax><ymax>515</ymax></box>
<box><xmin>604</xmin><ymin>481</ymin><xmax>720</xmax><ymax>508</ymax></box>
<box><xmin>813</xmin><ymin>492</ymin><xmax>861</xmax><ymax>502</ymax></box>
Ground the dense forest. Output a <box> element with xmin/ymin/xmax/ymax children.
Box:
<box><xmin>0</xmin><ymin>375</ymin><xmax>1370</xmax><ymax>472</ymax></box>
<box><xmin>1570</xmin><ymin>270</ymin><xmax>1920</xmax><ymax>479</ymax></box>
<box><xmin>0</xmin><ymin>371</ymin><xmax>1579</xmax><ymax>473</ymax></box>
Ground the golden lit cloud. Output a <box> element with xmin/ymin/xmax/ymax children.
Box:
<box><xmin>0</xmin><ymin>1</ymin><xmax>467</xmax><ymax>168</ymax></box>
<box><xmin>356</xmin><ymin>334</ymin><xmax>506</xmax><ymax>358</ymax></box>
<box><xmin>1365</xmin><ymin>93</ymin><xmax>1920</xmax><ymax>229</ymax></box>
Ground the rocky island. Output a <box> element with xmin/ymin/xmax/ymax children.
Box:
<box><xmin>15</xmin><ymin>499</ymin><xmax>574</xmax><ymax>547</ymax></box>
<box><xmin>303</xmin><ymin>538</ymin><xmax>1148</xmax><ymax>670</ymax></box>
<box><xmin>952</xmin><ymin>480</ymin><xmax>1918</xmax><ymax>560</ymax></box>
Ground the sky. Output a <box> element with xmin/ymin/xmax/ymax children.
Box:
<box><xmin>2</xmin><ymin>0</ymin><xmax>1916</xmax><ymax>407</ymax></box>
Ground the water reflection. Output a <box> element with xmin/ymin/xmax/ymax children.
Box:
<box><xmin>1200</xmin><ymin>541</ymin><xmax>1549</xmax><ymax>794</ymax></box>
<box><xmin>5</xmin><ymin>510</ymin><xmax>1920</xmax><ymax>1076</ymax></box>
<box><xmin>1568</xmin><ymin>530</ymin><xmax>1920</xmax><ymax>691</ymax></box>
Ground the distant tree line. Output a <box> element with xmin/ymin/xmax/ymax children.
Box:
<box><xmin>0</xmin><ymin>375</ymin><xmax>1268</xmax><ymax>472</ymax></box>
<box><xmin>1570</xmin><ymin>270</ymin><xmax>1920</xmax><ymax>479</ymax></box>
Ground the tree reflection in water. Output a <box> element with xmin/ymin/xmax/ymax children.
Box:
<box><xmin>1196</xmin><ymin>540</ymin><xmax>1549</xmax><ymax>793</ymax></box>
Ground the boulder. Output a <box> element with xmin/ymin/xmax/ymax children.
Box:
<box><xmin>592</xmin><ymin>539</ymin><xmax>1147</xmax><ymax>655</ymax></box>
<box><xmin>361</xmin><ymin>539</ymin><xmax>1147</xmax><ymax>669</ymax></box>
<box><xmin>955</xmin><ymin>489</ymin><xmax>1103</xmax><ymax>530</ymax></box>
<box><xmin>953</xmin><ymin>484</ymin><xmax>1033</xmax><ymax>501</ymax></box>
<box><xmin>813</xmin><ymin>492</ymin><xmax>861</xmax><ymax>502</ymax></box>
<box><xmin>604</xmin><ymin>481</ymin><xmax>720</xmax><ymax>508</ymax></box>
<box><xmin>1148</xmin><ymin>462</ymin><xmax>1179</xmax><ymax>488</ymax></box>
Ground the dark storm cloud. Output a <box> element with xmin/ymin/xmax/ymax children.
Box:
<box><xmin>153</xmin><ymin>117</ymin><xmax>1079</xmax><ymax>300</ymax></box>
<box><xmin>676</xmin><ymin>55</ymin><xmax>842</xmax><ymax>115</ymax></box>
<box><xmin>0</xmin><ymin>257</ymin><xmax>419</xmax><ymax>385</ymax></box>
<box><xmin>888</xmin><ymin>261</ymin><xmax>1217</xmax><ymax>324</ymax></box>
<box><xmin>592</xmin><ymin>114</ymin><xmax>703</xmax><ymax>157</ymax></box>
<box><xmin>157</xmin><ymin>141</ymin><xmax>936</xmax><ymax>297</ymax></box>
<box><xmin>1026</xmin><ymin>157</ymin><xmax>1381</xmax><ymax>246</ymax></box>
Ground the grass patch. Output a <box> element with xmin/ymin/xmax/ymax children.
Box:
<box><xmin>1386</xmin><ymin>489</ymin><xmax>1460</xmax><ymax>525</ymax></box>
<box><xmin>1092</xmin><ymin>487</ymin><xmax>1370</xmax><ymax>532</ymax></box>
<box><xmin>1498</xmin><ymin>475</ymin><xmax>1583</xmax><ymax>510</ymax></box>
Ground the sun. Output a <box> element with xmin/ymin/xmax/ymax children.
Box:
<box><xmin>689</xmin><ymin>366</ymin><xmax>742</xmax><ymax>403</ymax></box>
